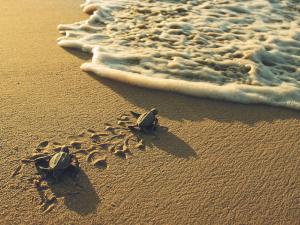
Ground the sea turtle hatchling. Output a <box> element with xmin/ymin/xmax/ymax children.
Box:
<box><xmin>38</xmin><ymin>146</ymin><xmax>79</xmax><ymax>182</ymax></box>
<box><xmin>128</xmin><ymin>108</ymin><xmax>159</xmax><ymax>133</ymax></box>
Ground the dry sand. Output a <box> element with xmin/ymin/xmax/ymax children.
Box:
<box><xmin>1</xmin><ymin>0</ymin><xmax>300</xmax><ymax>224</ymax></box>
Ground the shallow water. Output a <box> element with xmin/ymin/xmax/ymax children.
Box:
<box><xmin>58</xmin><ymin>0</ymin><xmax>300</xmax><ymax>110</ymax></box>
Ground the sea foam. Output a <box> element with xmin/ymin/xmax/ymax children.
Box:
<box><xmin>58</xmin><ymin>0</ymin><xmax>300</xmax><ymax>110</ymax></box>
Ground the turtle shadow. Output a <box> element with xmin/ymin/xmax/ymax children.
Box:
<box><xmin>34</xmin><ymin>162</ymin><xmax>100</xmax><ymax>215</ymax></box>
<box><xmin>133</xmin><ymin>126</ymin><xmax>197</xmax><ymax>158</ymax></box>
<box><xmin>51</xmin><ymin>170</ymin><xmax>100</xmax><ymax>215</ymax></box>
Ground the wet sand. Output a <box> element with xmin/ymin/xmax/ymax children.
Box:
<box><xmin>58</xmin><ymin>0</ymin><xmax>300</xmax><ymax>110</ymax></box>
<box><xmin>1</xmin><ymin>0</ymin><xmax>300</xmax><ymax>224</ymax></box>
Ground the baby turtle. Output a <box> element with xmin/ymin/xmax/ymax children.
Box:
<box><xmin>39</xmin><ymin>147</ymin><xmax>79</xmax><ymax>182</ymax></box>
<box><xmin>129</xmin><ymin>108</ymin><xmax>159</xmax><ymax>133</ymax></box>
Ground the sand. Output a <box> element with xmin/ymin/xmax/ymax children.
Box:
<box><xmin>1</xmin><ymin>0</ymin><xmax>300</xmax><ymax>224</ymax></box>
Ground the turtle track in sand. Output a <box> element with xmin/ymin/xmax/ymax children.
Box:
<box><xmin>11</xmin><ymin>112</ymin><xmax>152</xmax><ymax>212</ymax></box>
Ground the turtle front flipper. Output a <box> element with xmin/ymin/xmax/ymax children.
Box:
<box><xmin>130</xmin><ymin>111</ymin><xmax>141</xmax><ymax>118</ymax></box>
<box><xmin>33</xmin><ymin>155</ymin><xmax>52</xmax><ymax>163</ymax></box>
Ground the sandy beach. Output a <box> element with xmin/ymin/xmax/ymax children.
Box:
<box><xmin>1</xmin><ymin>0</ymin><xmax>300</xmax><ymax>224</ymax></box>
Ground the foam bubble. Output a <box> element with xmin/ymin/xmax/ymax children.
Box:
<box><xmin>58</xmin><ymin>0</ymin><xmax>300</xmax><ymax>110</ymax></box>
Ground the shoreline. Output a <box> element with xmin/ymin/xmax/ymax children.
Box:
<box><xmin>58</xmin><ymin>0</ymin><xmax>300</xmax><ymax>112</ymax></box>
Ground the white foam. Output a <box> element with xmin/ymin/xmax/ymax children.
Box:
<box><xmin>58</xmin><ymin>0</ymin><xmax>300</xmax><ymax>110</ymax></box>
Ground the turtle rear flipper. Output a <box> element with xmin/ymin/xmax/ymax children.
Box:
<box><xmin>38</xmin><ymin>166</ymin><xmax>50</xmax><ymax>171</ymax></box>
<box><xmin>130</xmin><ymin>111</ymin><xmax>141</xmax><ymax>118</ymax></box>
<box><xmin>141</xmin><ymin>126</ymin><xmax>155</xmax><ymax>134</ymax></box>
<box><xmin>128</xmin><ymin>125</ymin><xmax>138</xmax><ymax>132</ymax></box>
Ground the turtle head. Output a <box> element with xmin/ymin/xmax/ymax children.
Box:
<box><xmin>150</xmin><ymin>108</ymin><xmax>158</xmax><ymax>115</ymax></box>
<box><xmin>61</xmin><ymin>145</ymin><xmax>69</xmax><ymax>154</ymax></box>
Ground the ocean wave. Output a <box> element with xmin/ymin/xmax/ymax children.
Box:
<box><xmin>58</xmin><ymin>0</ymin><xmax>300</xmax><ymax>110</ymax></box>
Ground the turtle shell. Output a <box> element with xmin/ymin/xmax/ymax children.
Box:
<box><xmin>137</xmin><ymin>111</ymin><xmax>155</xmax><ymax>127</ymax></box>
<box><xmin>49</xmin><ymin>152</ymin><xmax>71</xmax><ymax>170</ymax></box>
